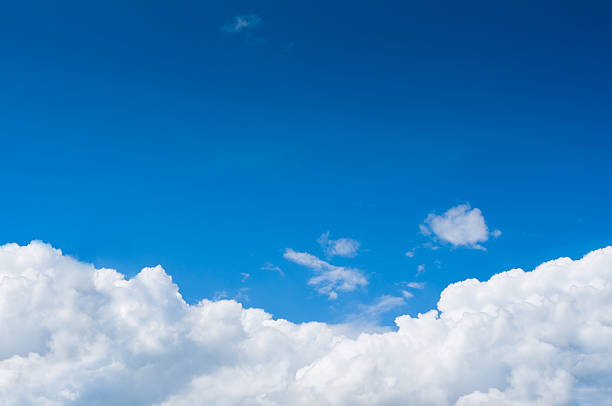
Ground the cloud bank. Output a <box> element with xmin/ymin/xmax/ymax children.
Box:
<box><xmin>1</xmin><ymin>241</ymin><xmax>611</xmax><ymax>405</ymax></box>
<box><xmin>420</xmin><ymin>204</ymin><xmax>501</xmax><ymax>249</ymax></box>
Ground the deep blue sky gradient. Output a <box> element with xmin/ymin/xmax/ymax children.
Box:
<box><xmin>1</xmin><ymin>0</ymin><xmax>611</xmax><ymax>324</ymax></box>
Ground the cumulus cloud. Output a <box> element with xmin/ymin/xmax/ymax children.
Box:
<box><xmin>283</xmin><ymin>249</ymin><xmax>367</xmax><ymax>299</ymax></box>
<box><xmin>1</xmin><ymin>241</ymin><xmax>612</xmax><ymax>405</ymax></box>
<box><xmin>318</xmin><ymin>232</ymin><xmax>360</xmax><ymax>258</ymax></box>
<box><xmin>221</xmin><ymin>14</ymin><xmax>262</xmax><ymax>32</ymax></box>
<box><xmin>420</xmin><ymin>203</ymin><xmax>501</xmax><ymax>249</ymax></box>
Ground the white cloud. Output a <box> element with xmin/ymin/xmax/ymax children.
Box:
<box><xmin>417</xmin><ymin>264</ymin><xmax>426</xmax><ymax>274</ymax></box>
<box><xmin>317</xmin><ymin>232</ymin><xmax>360</xmax><ymax>258</ymax></box>
<box><xmin>343</xmin><ymin>295</ymin><xmax>409</xmax><ymax>331</ymax></box>
<box><xmin>235</xmin><ymin>287</ymin><xmax>250</xmax><ymax>302</ymax></box>
<box><xmin>404</xmin><ymin>282</ymin><xmax>425</xmax><ymax>289</ymax></box>
<box><xmin>213</xmin><ymin>290</ymin><xmax>229</xmax><ymax>300</ymax></box>
<box><xmin>241</xmin><ymin>272</ymin><xmax>250</xmax><ymax>282</ymax></box>
<box><xmin>404</xmin><ymin>250</ymin><xmax>415</xmax><ymax>258</ymax></box>
<box><xmin>221</xmin><ymin>14</ymin><xmax>262</xmax><ymax>32</ymax></box>
<box><xmin>283</xmin><ymin>249</ymin><xmax>367</xmax><ymax>299</ymax></box>
<box><xmin>401</xmin><ymin>290</ymin><xmax>414</xmax><ymax>299</ymax></box>
<box><xmin>423</xmin><ymin>241</ymin><xmax>440</xmax><ymax>250</ymax></box>
<box><xmin>361</xmin><ymin>295</ymin><xmax>407</xmax><ymax>316</ymax></box>
<box><xmin>421</xmin><ymin>203</ymin><xmax>500</xmax><ymax>249</ymax></box>
<box><xmin>260</xmin><ymin>262</ymin><xmax>284</xmax><ymax>276</ymax></box>
<box><xmin>1</xmin><ymin>241</ymin><xmax>612</xmax><ymax>405</ymax></box>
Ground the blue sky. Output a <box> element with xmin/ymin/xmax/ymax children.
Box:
<box><xmin>1</xmin><ymin>0</ymin><xmax>611</xmax><ymax>326</ymax></box>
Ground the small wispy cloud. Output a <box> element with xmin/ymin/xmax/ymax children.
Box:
<box><xmin>260</xmin><ymin>262</ymin><xmax>284</xmax><ymax>276</ymax></box>
<box><xmin>422</xmin><ymin>242</ymin><xmax>440</xmax><ymax>250</ymax></box>
<box><xmin>417</xmin><ymin>264</ymin><xmax>426</xmax><ymax>275</ymax></box>
<box><xmin>403</xmin><ymin>281</ymin><xmax>425</xmax><ymax>289</ymax></box>
<box><xmin>405</xmin><ymin>249</ymin><xmax>415</xmax><ymax>258</ymax></box>
<box><xmin>420</xmin><ymin>203</ymin><xmax>500</xmax><ymax>250</ymax></box>
<box><xmin>318</xmin><ymin>232</ymin><xmax>360</xmax><ymax>258</ymax></box>
<box><xmin>213</xmin><ymin>290</ymin><xmax>229</xmax><ymax>300</ymax></box>
<box><xmin>283</xmin><ymin>249</ymin><xmax>367</xmax><ymax>299</ymax></box>
<box><xmin>221</xmin><ymin>14</ymin><xmax>262</xmax><ymax>33</ymax></box>
<box><xmin>341</xmin><ymin>294</ymin><xmax>408</xmax><ymax>332</ymax></box>
<box><xmin>235</xmin><ymin>287</ymin><xmax>250</xmax><ymax>302</ymax></box>
<box><xmin>360</xmin><ymin>295</ymin><xmax>407</xmax><ymax>317</ymax></box>
<box><xmin>397</xmin><ymin>282</ymin><xmax>424</xmax><ymax>299</ymax></box>
<box><xmin>240</xmin><ymin>272</ymin><xmax>250</xmax><ymax>282</ymax></box>
<box><xmin>401</xmin><ymin>290</ymin><xmax>414</xmax><ymax>299</ymax></box>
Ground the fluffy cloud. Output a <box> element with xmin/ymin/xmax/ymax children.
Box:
<box><xmin>283</xmin><ymin>249</ymin><xmax>367</xmax><ymax>299</ymax></box>
<box><xmin>318</xmin><ymin>232</ymin><xmax>360</xmax><ymax>258</ymax></box>
<box><xmin>1</xmin><ymin>241</ymin><xmax>612</xmax><ymax>405</ymax></box>
<box><xmin>420</xmin><ymin>204</ymin><xmax>501</xmax><ymax>249</ymax></box>
<box><xmin>221</xmin><ymin>14</ymin><xmax>261</xmax><ymax>32</ymax></box>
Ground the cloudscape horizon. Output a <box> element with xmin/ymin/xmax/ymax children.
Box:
<box><xmin>1</xmin><ymin>1</ymin><xmax>611</xmax><ymax>404</ymax></box>
<box><xmin>1</xmin><ymin>241</ymin><xmax>611</xmax><ymax>405</ymax></box>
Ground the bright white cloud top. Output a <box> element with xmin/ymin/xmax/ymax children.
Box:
<box><xmin>420</xmin><ymin>203</ymin><xmax>501</xmax><ymax>249</ymax></box>
<box><xmin>283</xmin><ymin>248</ymin><xmax>367</xmax><ymax>299</ymax></box>
<box><xmin>1</xmin><ymin>241</ymin><xmax>611</xmax><ymax>405</ymax></box>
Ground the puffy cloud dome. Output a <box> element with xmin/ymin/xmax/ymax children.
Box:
<box><xmin>0</xmin><ymin>241</ymin><xmax>611</xmax><ymax>405</ymax></box>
